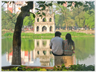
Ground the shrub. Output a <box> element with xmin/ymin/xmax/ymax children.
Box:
<box><xmin>4</xmin><ymin>32</ymin><xmax>13</xmax><ymax>36</ymax></box>
<box><xmin>2</xmin><ymin>64</ymin><xmax>95</xmax><ymax>71</ymax></box>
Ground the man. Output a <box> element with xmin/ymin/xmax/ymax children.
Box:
<box><xmin>50</xmin><ymin>31</ymin><xmax>64</xmax><ymax>56</ymax></box>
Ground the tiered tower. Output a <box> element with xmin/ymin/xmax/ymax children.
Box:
<box><xmin>34</xmin><ymin>6</ymin><xmax>55</xmax><ymax>34</ymax></box>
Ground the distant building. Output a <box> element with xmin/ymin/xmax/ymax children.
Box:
<box><xmin>6</xmin><ymin>1</ymin><xmax>35</xmax><ymax>14</ymax></box>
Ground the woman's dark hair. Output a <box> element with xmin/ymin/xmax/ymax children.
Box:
<box><xmin>65</xmin><ymin>33</ymin><xmax>74</xmax><ymax>45</ymax></box>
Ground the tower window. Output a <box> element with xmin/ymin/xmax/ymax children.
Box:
<box><xmin>37</xmin><ymin>18</ymin><xmax>39</xmax><ymax>22</ymax></box>
<box><xmin>49</xmin><ymin>18</ymin><xmax>52</xmax><ymax>22</ymax></box>
<box><xmin>43</xmin><ymin>18</ymin><xmax>46</xmax><ymax>22</ymax></box>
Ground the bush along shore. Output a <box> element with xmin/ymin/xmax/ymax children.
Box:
<box><xmin>3</xmin><ymin>32</ymin><xmax>94</xmax><ymax>38</ymax></box>
<box><xmin>2</xmin><ymin>64</ymin><xmax>95</xmax><ymax>71</ymax></box>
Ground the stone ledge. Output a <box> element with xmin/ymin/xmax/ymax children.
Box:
<box><xmin>2</xmin><ymin>65</ymin><xmax>54</xmax><ymax>70</ymax></box>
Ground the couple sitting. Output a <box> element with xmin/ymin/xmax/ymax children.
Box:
<box><xmin>50</xmin><ymin>31</ymin><xmax>75</xmax><ymax>56</ymax></box>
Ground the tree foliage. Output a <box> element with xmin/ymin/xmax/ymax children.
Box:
<box><xmin>2</xmin><ymin>1</ymin><xmax>95</xmax><ymax>30</ymax></box>
<box><xmin>2</xmin><ymin>8</ymin><xmax>17</xmax><ymax>30</ymax></box>
<box><xmin>53</xmin><ymin>1</ymin><xmax>95</xmax><ymax>30</ymax></box>
<box><xmin>23</xmin><ymin>13</ymin><xmax>35</xmax><ymax>26</ymax></box>
<box><xmin>84</xmin><ymin>10</ymin><xmax>95</xmax><ymax>29</ymax></box>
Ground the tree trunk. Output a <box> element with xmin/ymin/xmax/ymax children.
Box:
<box><xmin>66</xmin><ymin>21</ymin><xmax>68</xmax><ymax>30</ymax></box>
<box><xmin>66</xmin><ymin>22</ymin><xmax>67</xmax><ymax>30</ymax></box>
<box><xmin>12</xmin><ymin>2</ymin><xmax>33</xmax><ymax>65</ymax></box>
<box><xmin>12</xmin><ymin>13</ymin><xmax>23</xmax><ymax>65</ymax></box>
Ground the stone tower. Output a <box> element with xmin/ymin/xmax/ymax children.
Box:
<box><xmin>34</xmin><ymin>6</ymin><xmax>55</xmax><ymax>34</ymax></box>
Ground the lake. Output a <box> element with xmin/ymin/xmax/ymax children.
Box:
<box><xmin>2</xmin><ymin>37</ymin><xmax>95</xmax><ymax>67</ymax></box>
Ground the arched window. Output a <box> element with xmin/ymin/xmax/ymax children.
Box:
<box><xmin>42</xmin><ymin>41</ymin><xmax>47</xmax><ymax>46</ymax></box>
<box><xmin>37</xmin><ymin>18</ymin><xmax>39</xmax><ymax>22</ymax></box>
<box><xmin>37</xmin><ymin>51</ymin><xmax>39</xmax><ymax>55</ymax></box>
<box><xmin>49</xmin><ymin>18</ymin><xmax>52</xmax><ymax>22</ymax></box>
<box><xmin>50</xmin><ymin>26</ymin><xmax>52</xmax><ymax>31</ymax></box>
<box><xmin>50</xmin><ymin>51</ymin><xmax>52</xmax><ymax>54</ymax></box>
<box><xmin>37</xmin><ymin>26</ymin><xmax>39</xmax><ymax>32</ymax></box>
<box><xmin>43</xmin><ymin>51</ymin><xmax>46</xmax><ymax>55</ymax></box>
<box><xmin>42</xmin><ymin>26</ymin><xmax>47</xmax><ymax>32</ymax></box>
<box><xmin>37</xmin><ymin>41</ymin><xmax>39</xmax><ymax>46</ymax></box>
<box><xmin>43</xmin><ymin>18</ymin><xmax>46</xmax><ymax>22</ymax></box>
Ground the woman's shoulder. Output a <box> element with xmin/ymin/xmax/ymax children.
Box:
<box><xmin>63</xmin><ymin>39</ymin><xmax>67</xmax><ymax>42</ymax></box>
<box><xmin>64</xmin><ymin>39</ymin><xmax>67</xmax><ymax>41</ymax></box>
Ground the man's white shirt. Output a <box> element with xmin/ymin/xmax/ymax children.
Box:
<box><xmin>50</xmin><ymin>36</ymin><xmax>63</xmax><ymax>55</ymax></box>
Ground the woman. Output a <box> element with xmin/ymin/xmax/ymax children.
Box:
<box><xmin>63</xmin><ymin>33</ymin><xmax>75</xmax><ymax>56</ymax></box>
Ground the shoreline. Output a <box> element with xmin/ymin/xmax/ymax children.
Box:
<box><xmin>2</xmin><ymin>29</ymin><xmax>95</xmax><ymax>34</ymax></box>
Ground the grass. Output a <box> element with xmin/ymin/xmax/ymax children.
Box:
<box><xmin>3</xmin><ymin>32</ymin><xmax>93</xmax><ymax>38</ymax></box>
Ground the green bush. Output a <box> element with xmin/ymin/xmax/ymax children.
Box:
<box><xmin>4</xmin><ymin>32</ymin><xmax>13</xmax><ymax>36</ymax></box>
<box><xmin>2</xmin><ymin>64</ymin><xmax>95</xmax><ymax>71</ymax></box>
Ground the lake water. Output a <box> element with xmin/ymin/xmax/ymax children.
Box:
<box><xmin>2</xmin><ymin>37</ymin><xmax>95</xmax><ymax>67</ymax></box>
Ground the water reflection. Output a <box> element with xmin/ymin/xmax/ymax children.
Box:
<box><xmin>2</xmin><ymin>37</ymin><xmax>95</xmax><ymax>67</ymax></box>
<box><xmin>6</xmin><ymin>51</ymin><xmax>34</xmax><ymax>65</ymax></box>
<box><xmin>34</xmin><ymin>39</ymin><xmax>54</xmax><ymax>66</ymax></box>
<box><xmin>55</xmin><ymin>55</ymin><xmax>76</xmax><ymax>67</ymax></box>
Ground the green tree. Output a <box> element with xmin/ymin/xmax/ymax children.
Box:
<box><xmin>66</xmin><ymin>17</ymin><xmax>75</xmax><ymax>30</ymax></box>
<box><xmin>2</xmin><ymin>8</ymin><xmax>17</xmax><ymax>30</ymax></box>
<box><xmin>84</xmin><ymin>10</ymin><xmax>95</xmax><ymax>30</ymax></box>
<box><xmin>74</xmin><ymin>6</ymin><xmax>85</xmax><ymax>28</ymax></box>
<box><xmin>54</xmin><ymin>14</ymin><xmax>60</xmax><ymax>28</ymax></box>
<box><xmin>54</xmin><ymin>3</ymin><xmax>70</xmax><ymax>30</ymax></box>
<box><xmin>58</xmin><ymin>14</ymin><xmax>64</xmax><ymax>29</ymax></box>
<box><xmin>75</xmin><ymin>11</ymin><xmax>85</xmax><ymax>28</ymax></box>
<box><xmin>23</xmin><ymin>13</ymin><xmax>35</xmax><ymax>26</ymax></box>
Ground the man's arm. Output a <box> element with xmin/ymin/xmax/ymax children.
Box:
<box><xmin>50</xmin><ymin>40</ymin><xmax>52</xmax><ymax>49</ymax></box>
<box><xmin>50</xmin><ymin>46</ymin><xmax>52</xmax><ymax>49</ymax></box>
<box><xmin>62</xmin><ymin>40</ymin><xmax>64</xmax><ymax>50</ymax></box>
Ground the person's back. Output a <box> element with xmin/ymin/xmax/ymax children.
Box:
<box><xmin>51</xmin><ymin>36</ymin><xmax>63</xmax><ymax>55</ymax></box>
<box><xmin>50</xmin><ymin>31</ymin><xmax>64</xmax><ymax>55</ymax></box>
<box><xmin>63</xmin><ymin>33</ymin><xmax>75</xmax><ymax>56</ymax></box>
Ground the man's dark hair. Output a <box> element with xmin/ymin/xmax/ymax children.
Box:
<box><xmin>55</xmin><ymin>31</ymin><xmax>61</xmax><ymax>37</ymax></box>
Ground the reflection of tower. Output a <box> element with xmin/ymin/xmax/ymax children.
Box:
<box><xmin>34</xmin><ymin>39</ymin><xmax>54</xmax><ymax>66</ymax></box>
